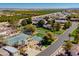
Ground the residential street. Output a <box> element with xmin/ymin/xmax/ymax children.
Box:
<box><xmin>37</xmin><ymin>22</ymin><xmax>78</xmax><ymax>56</ymax></box>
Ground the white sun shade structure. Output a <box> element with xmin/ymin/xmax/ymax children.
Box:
<box><xmin>2</xmin><ymin>46</ymin><xmax>20</xmax><ymax>56</ymax></box>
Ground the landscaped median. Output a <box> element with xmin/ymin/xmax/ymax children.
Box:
<box><xmin>68</xmin><ymin>24</ymin><xmax>79</xmax><ymax>44</ymax></box>
<box><xmin>70</xmin><ymin>24</ymin><xmax>79</xmax><ymax>37</ymax></box>
<box><xmin>70</xmin><ymin>29</ymin><xmax>78</xmax><ymax>37</ymax></box>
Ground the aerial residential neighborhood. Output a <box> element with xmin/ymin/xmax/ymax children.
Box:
<box><xmin>0</xmin><ymin>3</ymin><xmax>79</xmax><ymax>56</ymax></box>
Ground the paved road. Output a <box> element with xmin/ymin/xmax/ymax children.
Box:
<box><xmin>37</xmin><ymin>22</ymin><xmax>78</xmax><ymax>56</ymax></box>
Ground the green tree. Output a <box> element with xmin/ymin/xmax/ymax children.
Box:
<box><xmin>66</xmin><ymin>15</ymin><xmax>71</xmax><ymax>21</ymax></box>
<box><xmin>26</xmin><ymin>17</ymin><xmax>32</xmax><ymax>24</ymax></box>
<box><xmin>43</xmin><ymin>16</ymin><xmax>49</xmax><ymax>21</ymax></box>
<box><xmin>52</xmin><ymin>19</ymin><xmax>55</xmax><ymax>23</ymax></box>
<box><xmin>63</xmin><ymin>21</ymin><xmax>72</xmax><ymax>29</ymax></box>
<box><xmin>54</xmin><ymin>22</ymin><xmax>61</xmax><ymax>31</ymax></box>
<box><xmin>76</xmin><ymin>25</ymin><xmax>79</xmax><ymax>33</ymax></box>
<box><xmin>41</xmin><ymin>32</ymin><xmax>55</xmax><ymax>45</ymax></box>
<box><xmin>37</xmin><ymin>20</ymin><xmax>45</xmax><ymax>27</ymax></box>
<box><xmin>21</xmin><ymin>19</ymin><xmax>27</xmax><ymax>26</ymax></box>
<box><xmin>48</xmin><ymin>20</ymin><xmax>51</xmax><ymax>24</ymax></box>
<box><xmin>24</xmin><ymin>24</ymin><xmax>37</xmax><ymax>34</ymax></box>
<box><xmin>74</xmin><ymin>34</ymin><xmax>79</xmax><ymax>44</ymax></box>
<box><xmin>64</xmin><ymin>40</ymin><xmax>73</xmax><ymax>56</ymax></box>
<box><xmin>51</xmin><ymin>20</ymin><xmax>55</xmax><ymax>28</ymax></box>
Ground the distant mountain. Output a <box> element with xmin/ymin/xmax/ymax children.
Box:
<box><xmin>64</xmin><ymin>8</ymin><xmax>79</xmax><ymax>10</ymax></box>
<box><xmin>0</xmin><ymin>8</ymin><xmax>79</xmax><ymax>11</ymax></box>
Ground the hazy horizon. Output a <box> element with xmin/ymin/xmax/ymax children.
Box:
<box><xmin>0</xmin><ymin>3</ymin><xmax>79</xmax><ymax>9</ymax></box>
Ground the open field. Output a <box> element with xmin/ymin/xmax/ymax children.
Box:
<box><xmin>0</xmin><ymin>9</ymin><xmax>63</xmax><ymax>24</ymax></box>
<box><xmin>2</xmin><ymin>9</ymin><xmax>63</xmax><ymax>15</ymax></box>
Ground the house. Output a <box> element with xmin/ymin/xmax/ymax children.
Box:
<box><xmin>55</xmin><ymin>20</ymin><xmax>67</xmax><ymax>24</ymax></box>
<box><xmin>0</xmin><ymin>22</ymin><xmax>17</xmax><ymax>37</ymax></box>
<box><xmin>2</xmin><ymin>46</ymin><xmax>20</xmax><ymax>56</ymax></box>
<box><xmin>70</xmin><ymin>44</ymin><xmax>79</xmax><ymax>56</ymax></box>
<box><xmin>32</xmin><ymin>17</ymin><xmax>44</xmax><ymax>24</ymax></box>
<box><xmin>43</xmin><ymin>24</ymin><xmax>52</xmax><ymax>30</ymax></box>
<box><xmin>70</xmin><ymin>18</ymin><xmax>79</xmax><ymax>21</ymax></box>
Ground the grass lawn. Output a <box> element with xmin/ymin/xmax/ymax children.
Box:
<box><xmin>35</xmin><ymin>27</ymin><xmax>61</xmax><ymax>47</ymax></box>
<box><xmin>42</xmin><ymin>36</ymin><xmax>58</xmax><ymax>47</ymax></box>
<box><xmin>36</xmin><ymin>27</ymin><xmax>65</xmax><ymax>37</ymax></box>
<box><xmin>52</xmin><ymin>29</ymin><xmax>65</xmax><ymax>35</ymax></box>
<box><xmin>36</xmin><ymin>27</ymin><xmax>50</xmax><ymax>37</ymax></box>
<box><xmin>71</xmin><ymin>29</ymin><xmax>77</xmax><ymax>37</ymax></box>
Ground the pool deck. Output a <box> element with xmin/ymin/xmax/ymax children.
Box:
<box><xmin>26</xmin><ymin>48</ymin><xmax>41</xmax><ymax>56</ymax></box>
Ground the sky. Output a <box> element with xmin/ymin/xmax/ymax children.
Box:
<box><xmin>0</xmin><ymin>3</ymin><xmax>79</xmax><ymax>8</ymax></box>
